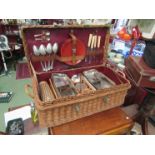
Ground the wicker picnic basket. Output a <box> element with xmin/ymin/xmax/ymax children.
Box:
<box><xmin>22</xmin><ymin>25</ymin><xmax>131</xmax><ymax>127</ymax></box>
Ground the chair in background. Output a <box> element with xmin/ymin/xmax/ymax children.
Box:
<box><xmin>0</xmin><ymin>35</ymin><xmax>12</xmax><ymax>77</ymax></box>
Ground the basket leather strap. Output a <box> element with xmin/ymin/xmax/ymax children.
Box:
<box><xmin>56</xmin><ymin>55</ymin><xmax>84</xmax><ymax>62</ymax></box>
<box><xmin>70</xmin><ymin>33</ymin><xmax>77</xmax><ymax>64</ymax></box>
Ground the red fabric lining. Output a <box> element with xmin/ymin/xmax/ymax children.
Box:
<box><xmin>36</xmin><ymin>66</ymin><xmax>127</xmax><ymax>85</ymax></box>
<box><xmin>25</xmin><ymin>27</ymin><xmax>107</xmax><ymax>69</ymax></box>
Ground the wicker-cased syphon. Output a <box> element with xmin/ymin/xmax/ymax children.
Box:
<box><xmin>22</xmin><ymin>25</ymin><xmax>131</xmax><ymax>127</ymax></box>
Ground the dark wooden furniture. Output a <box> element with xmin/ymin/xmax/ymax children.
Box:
<box><xmin>125</xmin><ymin>56</ymin><xmax>155</xmax><ymax>89</ymax></box>
<box><xmin>49</xmin><ymin>107</ymin><xmax>134</xmax><ymax>135</ymax></box>
<box><xmin>6</xmin><ymin>105</ymin><xmax>134</xmax><ymax>135</ymax></box>
<box><xmin>125</xmin><ymin>56</ymin><xmax>155</xmax><ymax>134</ymax></box>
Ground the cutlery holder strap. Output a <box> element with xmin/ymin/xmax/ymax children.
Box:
<box><xmin>70</xmin><ymin>32</ymin><xmax>77</xmax><ymax>64</ymax></box>
<box><xmin>56</xmin><ymin>55</ymin><xmax>84</xmax><ymax>62</ymax></box>
<box><xmin>30</xmin><ymin>55</ymin><xmax>85</xmax><ymax>63</ymax></box>
<box><xmin>69</xmin><ymin>32</ymin><xmax>77</xmax><ymax>46</ymax></box>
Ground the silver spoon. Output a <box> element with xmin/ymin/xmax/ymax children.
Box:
<box><xmin>33</xmin><ymin>45</ymin><xmax>45</xmax><ymax>71</ymax></box>
<box><xmin>46</xmin><ymin>43</ymin><xmax>53</xmax><ymax>71</ymax></box>
<box><xmin>51</xmin><ymin>42</ymin><xmax>58</xmax><ymax>69</ymax></box>
<box><xmin>39</xmin><ymin>44</ymin><xmax>47</xmax><ymax>71</ymax></box>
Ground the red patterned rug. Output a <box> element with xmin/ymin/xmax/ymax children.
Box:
<box><xmin>16</xmin><ymin>63</ymin><xmax>30</xmax><ymax>80</ymax></box>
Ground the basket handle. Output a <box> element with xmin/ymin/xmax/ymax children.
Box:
<box><xmin>124</xmin><ymin>68</ymin><xmax>138</xmax><ymax>86</ymax></box>
<box><xmin>105</xmin><ymin>62</ymin><xmax>124</xmax><ymax>84</ymax></box>
<box><xmin>24</xmin><ymin>84</ymin><xmax>34</xmax><ymax>99</ymax></box>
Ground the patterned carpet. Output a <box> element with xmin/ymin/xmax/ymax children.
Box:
<box><xmin>16</xmin><ymin>63</ymin><xmax>30</xmax><ymax>80</ymax></box>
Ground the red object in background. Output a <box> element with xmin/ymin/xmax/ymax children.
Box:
<box><xmin>129</xmin><ymin>39</ymin><xmax>137</xmax><ymax>55</ymax></box>
<box><xmin>122</xmin><ymin>33</ymin><xmax>131</xmax><ymax>41</ymax></box>
<box><xmin>61</xmin><ymin>38</ymin><xmax>86</xmax><ymax>65</ymax></box>
<box><xmin>129</xmin><ymin>26</ymin><xmax>142</xmax><ymax>55</ymax></box>
<box><xmin>131</xmin><ymin>25</ymin><xmax>142</xmax><ymax>39</ymax></box>
<box><xmin>117</xmin><ymin>26</ymin><xmax>142</xmax><ymax>55</ymax></box>
<box><xmin>117</xmin><ymin>27</ymin><xmax>131</xmax><ymax>41</ymax></box>
<box><xmin>117</xmin><ymin>27</ymin><xmax>126</xmax><ymax>39</ymax></box>
<box><xmin>118</xmin><ymin>26</ymin><xmax>141</xmax><ymax>41</ymax></box>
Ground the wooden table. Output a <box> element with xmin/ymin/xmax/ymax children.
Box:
<box><xmin>50</xmin><ymin>107</ymin><xmax>134</xmax><ymax>135</ymax></box>
<box><xmin>8</xmin><ymin>105</ymin><xmax>134</xmax><ymax>135</ymax></box>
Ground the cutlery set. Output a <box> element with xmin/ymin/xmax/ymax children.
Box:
<box><xmin>34</xmin><ymin>31</ymin><xmax>51</xmax><ymax>41</ymax></box>
<box><xmin>32</xmin><ymin>31</ymin><xmax>102</xmax><ymax>72</ymax></box>
<box><xmin>33</xmin><ymin>43</ymin><xmax>58</xmax><ymax>72</ymax></box>
<box><xmin>85</xmin><ymin>33</ymin><xmax>101</xmax><ymax>63</ymax></box>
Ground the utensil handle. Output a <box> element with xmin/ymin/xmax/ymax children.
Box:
<box><xmin>97</xmin><ymin>36</ymin><xmax>101</xmax><ymax>48</ymax></box>
<box><xmin>35</xmin><ymin>38</ymin><xmax>42</xmax><ymax>41</ymax></box>
<box><xmin>34</xmin><ymin>33</ymin><xmax>43</xmax><ymax>37</ymax></box>
<box><xmin>40</xmin><ymin>62</ymin><xmax>44</xmax><ymax>71</ymax></box>
<box><xmin>51</xmin><ymin>53</ymin><xmax>56</xmax><ymax>69</ymax></box>
<box><xmin>93</xmin><ymin>35</ymin><xmax>97</xmax><ymax>48</ymax></box>
<box><xmin>34</xmin><ymin>31</ymin><xmax>47</xmax><ymax>37</ymax></box>
<box><xmin>44</xmin><ymin>61</ymin><xmax>47</xmax><ymax>72</ymax></box>
<box><xmin>88</xmin><ymin>34</ymin><xmax>93</xmax><ymax>47</ymax></box>
<box><xmin>90</xmin><ymin>35</ymin><xmax>95</xmax><ymax>49</ymax></box>
<box><xmin>35</xmin><ymin>35</ymin><xmax>49</xmax><ymax>41</ymax></box>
